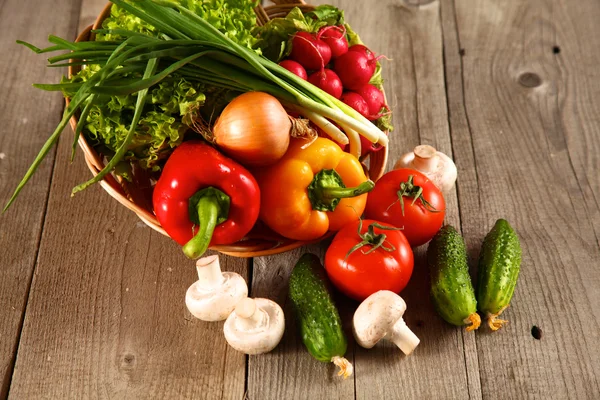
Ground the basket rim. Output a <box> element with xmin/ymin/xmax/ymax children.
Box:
<box><xmin>67</xmin><ymin>1</ymin><xmax>389</xmax><ymax>258</ymax></box>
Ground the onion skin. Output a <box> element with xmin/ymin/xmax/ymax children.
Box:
<box><xmin>213</xmin><ymin>92</ymin><xmax>291</xmax><ymax>167</ymax></box>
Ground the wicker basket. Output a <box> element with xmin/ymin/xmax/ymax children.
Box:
<box><xmin>68</xmin><ymin>0</ymin><xmax>389</xmax><ymax>258</ymax></box>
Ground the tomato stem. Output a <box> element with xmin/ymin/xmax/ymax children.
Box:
<box><xmin>345</xmin><ymin>219</ymin><xmax>402</xmax><ymax>259</ymax></box>
<box><xmin>389</xmin><ymin>175</ymin><xmax>442</xmax><ymax>216</ymax></box>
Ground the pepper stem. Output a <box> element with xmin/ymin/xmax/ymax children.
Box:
<box><xmin>182</xmin><ymin>187</ymin><xmax>230</xmax><ymax>259</ymax></box>
<box><xmin>308</xmin><ymin>169</ymin><xmax>374</xmax><ymax>212</ymax></box>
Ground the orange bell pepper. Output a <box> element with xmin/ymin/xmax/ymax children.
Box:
<box><xmin>255</xmin><ymin>137</ymin><xmax>374</xmax><ymax>241</ymax></box>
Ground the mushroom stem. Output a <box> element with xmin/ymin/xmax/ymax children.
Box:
<box><xmin>389</xmin><ymin>317</ymin><xmax>420</xmax><ymax>355</ymax></box>
<box><xmin>195</xmin><ymin>255</ymin><xmax>225</xmax><ymax>290</ymax></box>
<box><xmin>234</xmin><ymin>298</ymin><xmax>268</xmax><ymax>331</ymax></box>
<box><xmin>412</xmin><ymin>145</ymin><xmax>438</xmax><ymax>172</ymax></box>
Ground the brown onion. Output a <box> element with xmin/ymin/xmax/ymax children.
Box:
<box><xmin>212</xmin><ymin>92</ymin><xmax>291</xmax><ymax>167</ymax></box>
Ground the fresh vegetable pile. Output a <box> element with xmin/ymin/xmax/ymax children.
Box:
<box><xmin>5</xmin><ymin>0</ymin><xmax>389</xmax><ymax>212</ymax></box>
<box><xmin>5</xmin><ymin>0</ymin><xmax>524</xmax><ymax>378</ymax></box>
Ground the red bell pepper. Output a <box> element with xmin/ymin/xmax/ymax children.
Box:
<box><xmin>153</xmin><ymin>141</ymin><xmax>260</xmax><ymax>258</ymax></box>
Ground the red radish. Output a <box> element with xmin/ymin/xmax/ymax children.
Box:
<box><xmin>279</xmin><ymin>60</ymin><xmax>308</xmax><ymax>80</ymax></box>
<box><xmin>341</xmin><ymin>92</ymin><xmax>384</xmax><ymax>156</ymax></box>
<box><xmin>290</xmin><ymin>31</ymin><xmax>332</xmax><ymax>70</ymax></box>
<box><xmin>348</xmin><ymin>44</ymin><xmax>377</xmax><ymax>62</ymax></box>
<box><xmin>317</xmin><ymin>25</ymin><xmax>348</xmax><ymax>59</ymax></box>
<box><xmin>341</xmin><ymin>92</ymin><xmax>370</xmax><ymax>117</ymax></box>
<box><xmin>308</xmin><ymin>69</ymin><xmax>343</xmax><ymax>99</ymax></box>
<box><xmin>334</xmin><ymin>51</ymin><xmax>376</xmax><ymax>90</ymax></box>
<box><xmin>355</xmin><ymin>84</ymin><xmax>386</xmax><ymax>115</ymax></box>
<box><xmin>360</xmin><ymin>135</ymin><xmax>383</xmax><ymax>155</ymax></box>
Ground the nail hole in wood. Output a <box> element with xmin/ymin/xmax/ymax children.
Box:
<box><xmin>552</xmin><ymin>46</ymin><xmax>560</xmax><ymax>54</ymax></box>
<box><xmin>531</xmin><ymin>325</ymin><xmax>542</xmax><ymax>340</ymax></box>
<box><xmin>459</xmin><ymin>48</ymin><xmax>465</xmax><ymax>56</ymax></box>
<box><xmin>518</xmin><ymin>72</ymin><xmax>542</xmax><ymax>88</ymax></box>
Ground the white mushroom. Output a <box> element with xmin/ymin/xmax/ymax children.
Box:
<box><xmin>224</xmin><ymin>297</ymin><xmax>285</xmax><ymax>355</ymax></box>
<box><xmin>185</xmin><ymin>255</ymin><xmax>248</xmax><ymax>321</ymax></box>
<box><xmin>353</xmin><ymin>290</ymin><xmax>420</xmax><ymax>355</ymax></box>
<box><xmin>394</xmin><ymin>145</ymin><xmax>457</xmax><ymax>193</ymax></box>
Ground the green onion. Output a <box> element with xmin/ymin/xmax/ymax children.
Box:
<box><xmin>4</xmin><ymin>0</ymin><xmax>387</xmax><ymax>212</ymax></box>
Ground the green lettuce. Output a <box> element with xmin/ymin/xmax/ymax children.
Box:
<box><xmin>68</xmin><ymin>75</ymin><xmax>205</xmax><ymax>172</ymax></box>
<box><xmin>68</xmin><ymin>0</ymin><xmax>260</xmax><ymax>173</ymax></box>
<box><xmin>97</xmin><ymin>0</ymin><xmax>260</xmax><ymax>51</ymax></box>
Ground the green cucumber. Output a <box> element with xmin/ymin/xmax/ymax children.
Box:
<box><xmin>427</xmin><ymin>225</ymin><xmax>481</xmax><ymax>331</ymax></box>
<box><xmin>477</xmin><ymin>219</ymin><xmax>522</xmax><ymax>331</ymax></box>
<box><xmin>289</xmin><ymin>253</ymin><xmax>352</xmax><ymax>378</ymax></box>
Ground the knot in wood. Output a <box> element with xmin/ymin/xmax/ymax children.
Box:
<box><xmin>120</xmin><ymin>353</ymin><xmax>137</xmax><ymax>370</ymax></box>
<box><xmin>518</xmin><ymin>72</ymin><xmax>542</xmax><ymax>88</ymax></box>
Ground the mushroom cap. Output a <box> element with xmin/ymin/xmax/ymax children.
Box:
<box><xmin>223</xmin><ymin>298</ymin><xmax>285</xmax><ymax>355</ymax></box>
<box><xmin>352</xmin><ymin>290</ymin><xmax>407</xmax><ymax>348</ymax></box>
<box><xmin>185</xmin><ymin>271</ymin><xmax>247</xmax><ymax>321</ymax></box>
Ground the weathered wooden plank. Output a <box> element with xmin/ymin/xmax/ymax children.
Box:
<box><xmin>442</xmin><ymin>0</ymin><xmax>600</xmax><ymax>398</ymax></box>
<box><xmin>8</xmin><ymin>2</ymin><xmax>248</xmax><ymax>398</ymax></box>
<box><xmin>247</xmin><ymin>246</ymin><xmax>355</xmax><ymax>400</ymax></box>
<box><xmin>0</xmin><ymin>0</ymin><xmax>82</xmax><ymax>397</ymax></box>
<box><xmin>9</xmin><ymin>143</ymin><xmax>248</xmax><ymax>400</ymax></box>
<box><xmin>248</xmin><ymin>1</ymin><xmax>481</xmax><ymax>399</ymax></box>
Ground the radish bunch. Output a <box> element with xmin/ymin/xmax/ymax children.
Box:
<box><xmin>278</xmin><ymin>25</ymin><xmax>389</xmax><ymax>155</ymax></box>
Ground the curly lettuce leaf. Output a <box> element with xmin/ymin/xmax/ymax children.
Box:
<box><xmin>95</xmin><ymin>4</ymin><xmax>157</xmax><ymax>41</ymax></box>
<box><xmin>72</xmin><ymin>72</ymin><xmax>205</xmax><ymax>172</ymax></box>
<box><xmin>97</xmin><ymin>0</ymin><xmax>260</xmax><ymax>51</ymax></box>
<box><xmin>184</xmin><ymin>0</ymin><xmax>261</xmax><ymax>51</ymax></box>
<box><xmin>69</xmin><ymin>0</ymin><xmax>266</xmax><ymax>173</ymax></box>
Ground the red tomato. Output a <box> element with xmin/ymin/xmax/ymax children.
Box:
<box><xmin>364</xmin><ymin>168</ymin><xmax>445</xmax><ymax>247</ymax></box>
<box><xmin>324</xmin><ymin>219</ymin><xmax>414</xmax><ymax>301</ymax></box>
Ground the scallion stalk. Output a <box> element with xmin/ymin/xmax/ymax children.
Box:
<box><xmin>4</xmin><ymin>0</ymin><xmax>389</xmax><ymax>211</ymax></box>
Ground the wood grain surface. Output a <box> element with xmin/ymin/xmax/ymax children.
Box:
<box><xmin>8</xmin><ymin>133</ymin><xmax>248</xmax><ymax>398</ymax></box>
<box><xmin>7</xmin><ymin>2</ymin><xmax>247</xmax><ymax>399</ymax></box>
<box><xmin>0</xmin><ymin>0</ymin><xmax>82</xmax><ymax>397</ymax></box>
<box><xmin>0</xmin><ymin>0</ymin><xmax>599</xmax><ymax>399</ymax></box>
<box><xmin>441</xmin><ymin>0</ymin><xmax>600</xmax><ymax>398</ymax></box>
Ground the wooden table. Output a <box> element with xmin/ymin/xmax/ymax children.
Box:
<box><xmin>1</xmin><ymin>0</ymin><xmax>599</xmax><ymax>398</ymax></box>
